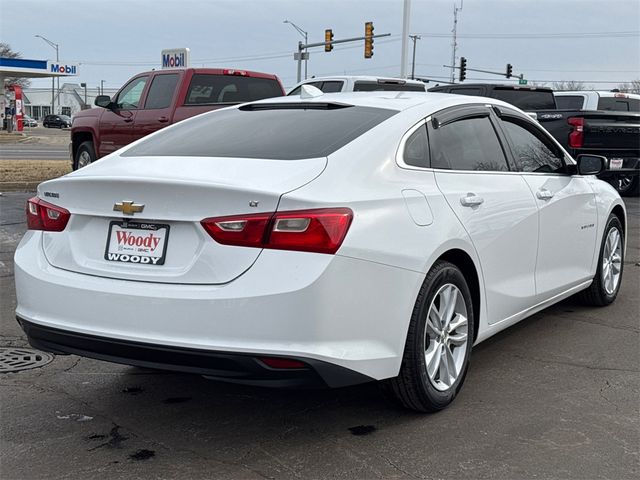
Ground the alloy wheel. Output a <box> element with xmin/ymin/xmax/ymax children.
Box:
<box><xmin>602</xmin><ymin>227</ymin><xmax>622</xmax><ymax>295</ymax></box>
<box><xmin>424</xmin><ymin>283</ymin><xmax>469</xmax><ymax>391</ymax></box>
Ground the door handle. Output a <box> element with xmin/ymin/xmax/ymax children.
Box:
<box><xmin>460</xmin><ymin>193</ymin><xmax>484</xmax><ymax>207</ymax></box>
<box><xmin>158</xmin><ymin>116</ymin><xmax>169</xmax><ymax>123</ymax></box>
<box><xmin>123</xmin><ymin>117</ymin><xmax>133</xmax><ymax>123</ymax></box>
<box><xmin>536</xmin><ymin>188</ymin><xmax>554</xmax><ymax>200</ymax></box>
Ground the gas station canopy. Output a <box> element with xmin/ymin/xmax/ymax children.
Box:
<box><xmin>0</xmin><ymin>57</ymin><xmax>79</xmax><ymax>79</ymax></box>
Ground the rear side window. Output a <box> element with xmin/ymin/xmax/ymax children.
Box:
<box><xmin>445</xmin><ymin>87</ymin><xmax>484</xmax><ymax>96</ymax></box>
<box><xmin>353</xmin><ymin>81</ymin><xmax>425</xmax><ymax>92</ymax></box>
<box><xmin>491</xmin><ymin>88</ymin><xmax>556</xmax><ymax>110</ymax></box>
<box><xmin>123</xmin><ymin>105</ymin><xmax>397</xmax><ymax>160</ymax></box>
<box><xmin>402</xmin><ymin>125</ymin><xmax>430</xmax><ymax>168</ymax></box>
<box><xmin>555</xmin><ymin>95</ymin><xmax>585</xmax><ymax>110</ymax></box>
<box><xmin>597</xmin><ymin>97</ymin><xmax>640</xmax><ymax>112</ymax></box>
<box><xmin>430</xmin><ymin>117</ymin><xmax>508</xmax><ymax>171</ymax></box>
<box><xmin>144</xmin><ymin>74</ymin><xmax>179</xmax><ymax>109</ymax></box>
<box><xmin>288</xmin><ymin>81</ymin><xmax>344</xmax><ymax>95</ymax></box>
<box><xmin>185</xmin><ymin>74</ymin><xmax>283</xmax><ymax>105</ymax></box>
<box><xmin>500</xmin><ymin>119</ymin><xmax>565</xmax><ymax>173</ymax></box>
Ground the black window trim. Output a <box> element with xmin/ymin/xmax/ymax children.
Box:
<box><xmin>491</xmin><ymin>106</ymin><xmax>572</xmax><ymax>175</ymax></box>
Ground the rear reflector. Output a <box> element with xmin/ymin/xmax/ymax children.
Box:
<box><xmin>258</xmin><ymin>357</ymin><xmax>307</xmax><ymax>369</ymax></box>
<box><xmin>201</xmin><ymin>208</ymin><xmax>353</xmax><ymax>254</ymax></box>
<box><xmin>568</xmin><ymin>117</ymin><xmax>584</xmax><ymax>149</ymax></box>
<box><xmin>26</xmin><ymin>197</ymin><xmax>70</xmax><ymax>232</ymax></box>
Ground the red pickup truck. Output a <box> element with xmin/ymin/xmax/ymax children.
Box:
<box><xmin>70</xmin><ymin>68</ymin><xmax>285</xmax><ymax>169</ymax></box>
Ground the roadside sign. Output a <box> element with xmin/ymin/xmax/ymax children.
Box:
<box><xmin>519</xmin><ymin>78</ymin><xmax>528</xmax><ymax>85</ymax></box>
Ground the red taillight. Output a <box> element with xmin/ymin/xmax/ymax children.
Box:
<box><xmin>201</xmin><ymin>208</ymin><xmax>353</xmax><ymax>255</ymax></box>
<box><xmin>568</xmin><ymin>117</ymin><xmax>584</xmax><ymax>149</ymax></box>
<box><xmin>258</xmin><ymin>357</ymin><xmax>307</xmax><ymax>369</ymax></box>
<box><xmin>26</xmin><ymin>197</ymin><xmax>70</xmax><ymax>232</ymax></box>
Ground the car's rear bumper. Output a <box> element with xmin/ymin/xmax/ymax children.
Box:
<box><xmin>15</xmin><ymin>231</ymin><xmax>423</xmax><ymax>383</ymax></box>
<box><xmin>18</xmin><ymin>317</ymin><xmax>372</xmax><ymax>388</ymax></box>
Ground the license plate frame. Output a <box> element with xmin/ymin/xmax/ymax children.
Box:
<box><xmin>104</xmin><ymin>221</ymin><xmax>170</xmax><ymax>266</ymax></box>
<box><xmin>609</xmin><ymin>158</ymin><xmax>624</xmax><ymax>170</ymax></box>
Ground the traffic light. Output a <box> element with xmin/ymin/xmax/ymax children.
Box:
<box><xmin>506</xmin><ymin>63</ymin><xmax>513</xmax><ymax>79</ymax></box>
<box><xmin>325</xmin><ymin>29</ymin><xmax>334</xmax><ymax>52</ymax></box>
<box><xmin>364</xmin><ymin>21</ymin><xmax>374</xmax><ymax>58</ymax></box>
<box><xmin>459</xmin><ymin>56</ymin><xmax>467</xmax><ymax>82</ymax></box>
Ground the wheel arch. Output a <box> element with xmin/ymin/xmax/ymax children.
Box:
<box><xmin>434</xmin><ymin>248</ymin><xmax>481</xmax><ymax>342</ymax></box>
<box><xmin>71</xmin><ymin>130</ymin><xmax>96</xmax><ymax>162</ymax></box>
<box><xmin>610</xmin><ymin>203</ymin><xmax>626</xmax><ymax>236</ymax></box>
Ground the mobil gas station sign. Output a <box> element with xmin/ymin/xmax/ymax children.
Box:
<box><xmin>161</xmin><ymin>48</ymin><xmax>190</xmax><ymax>69</ymax></box>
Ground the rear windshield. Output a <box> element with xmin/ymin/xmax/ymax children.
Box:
<box><xmin>491</xmin><ymin>88</ymin><xmax>556</xmax><ymax>110</ymax></box>
<box><xmin>123</xmin><ymin>105</ymin><xmax>397</xmax><ymax>160</ymax></box>
<box><xmin>555</xmin><ymin>95</ymin><xmax>585</xmax><ymax>110</ymax></box>
<box><xmin>184</xmin><ymin>74</ymin><xmax>283</xmax><ymax>105</ymax></box>
<box><xmin>353</xmin><ymin>81</ymin><xmax>425</xmax><ymax>92</ymax></box>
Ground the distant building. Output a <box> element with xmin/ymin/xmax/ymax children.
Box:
<box><xmin>23</xmin><ymin>83</ymin><xmax>119</xmax><ymax>120</ymax></box>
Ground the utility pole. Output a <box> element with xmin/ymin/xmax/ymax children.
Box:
<box><xmin>409</xmin><ymin>34</ymin><xmax>421</xmax><ymax>80</ymax></box>
<box><xmin>35</xmin><ymin>34</ymin><xmax>59</xmax><ymax>114</ymax></box>
<box><xmin>284</xmin><ymin>20</ymin><xmax>308</xmax><ymax>81</ymax></box>
<box><xmin>100</xmin><ymin>80</ymin><xmax>105</xmax><ymax>96</ymax></box>
<box><xmin>400</xmin><ymin>0</ymin><xmax>411</xmax><ymax>78</ymax></box>
<box><xmin>449</xmin><ymin>0</ymin><xmax>464</xmax><ymax>83</ymax></box>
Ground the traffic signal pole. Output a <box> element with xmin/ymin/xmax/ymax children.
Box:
<box><xmin>294</xmin><ymin>33</ymin><xmax>391</xmax><ymax>83</ymax></box>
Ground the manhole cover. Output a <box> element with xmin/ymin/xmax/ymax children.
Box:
<box><xmin>0</xmin><ymin>347</ymin><xmax>54</xmax><ymax>373</ymax></box>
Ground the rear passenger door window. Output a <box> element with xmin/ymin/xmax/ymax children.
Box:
<box><xmin>430</xmin><ymin>116</ymin><xmax>509</xmax><ymax>171</ymax></box>
<box><xmin>500</xmin><ymin>119</ymin><xmax>565</xmax><ymax>173</ymax></box>
<box><xmin>144</xmin><ymin>74</ymin><xmax>179</xmax><ymax>109</ymax></box>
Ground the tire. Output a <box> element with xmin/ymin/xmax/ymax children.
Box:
<box><xmin>74</xmin><ymin>141</ymin><xmax>96</xmax><ymax>170</ymax></box>
<box><xmin>578</xmin><ymin>214</ymin><xmax>624</xmax><ymax>306</ymax></box>
<box><xmin>616</xmin><ymin>174</ymin><xmax>639</xmax><ymax>197</ymax></box>
<box><xmin>383</xmin><ymin>260</ymin><xmax>475</xmax><ymax>412</ymax></box>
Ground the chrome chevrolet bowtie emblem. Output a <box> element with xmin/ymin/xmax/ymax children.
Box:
<box><xmin>113</xmin><ymin>201</ymin><xmax>145</xmax><ymax>216</ymax></box>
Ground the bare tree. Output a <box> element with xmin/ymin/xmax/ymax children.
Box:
<box><xmin>0</xmin><ymin>43</ymin><xmax>31</xmax><ymax>88</ymax></box>
<box><xmin>617</xmin><ymin>79</ymin><xmax>640</xmax><ymax>94</ymax></box>
<box><xmin>552</xmin><ymin>80</ymin><xmax>591</xmax><ymax>91</ymax></box>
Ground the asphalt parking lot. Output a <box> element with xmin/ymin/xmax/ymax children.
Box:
<box><xmin>1</xmin><ymin>191</ymin><xmax>638</xmax><ymax>480</ymax></box>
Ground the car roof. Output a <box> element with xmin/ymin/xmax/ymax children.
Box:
<box><xmin>297</xmin><ymin>75</ymin><xmax>425</xmax><ymax>85</ymax></box>
<box><xmin>248</xmin><ymin>90</ymin><xmax>519</xmax><ymax>114</ymax></box>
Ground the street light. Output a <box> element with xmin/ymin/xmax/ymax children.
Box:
<box><xmin>35</xmin><ymin>35</ymin><xmax>59</xmax><ymax>115</ymax></box>
<box><xmin>283</xmin><ymin>19</ymin><xmax>308</xmax><ymax>80</ymax></box>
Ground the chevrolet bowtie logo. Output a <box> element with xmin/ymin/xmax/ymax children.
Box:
<box><xmin>113</xmin><ymin>201</ymin><xmax>145</xmax><ymax>216</ymax></box>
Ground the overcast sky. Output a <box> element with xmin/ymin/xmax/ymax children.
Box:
<box><xmin>1</xmin><ymin>0</ymin><xmax>639</xmax><ymax>91</ymax></box>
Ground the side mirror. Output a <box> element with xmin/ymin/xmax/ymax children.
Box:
<box><xmin>95</xmin><ymin>95</ymin><xmax>113</xmax><ymax>109</ymax></box>
<box><xmin>576</xmin><ymin>154</ymin><xmax>606</xmax><ymax>176</ymax></box>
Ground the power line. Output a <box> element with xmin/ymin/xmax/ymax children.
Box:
<box><xmin>413</xmin><ymin>31</ymin><xmax>639</xmax><ymax>39</ymax></box>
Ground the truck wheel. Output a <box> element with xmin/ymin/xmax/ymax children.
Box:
<box><xmin>74</xmin><ymin>141</ymin><xmax>96</xmax><ymax>170</ymax></box>
<box><xmin>617</xmin><ymin>174</ymin><xmax>639</xmax><ymax>197</ymax></box>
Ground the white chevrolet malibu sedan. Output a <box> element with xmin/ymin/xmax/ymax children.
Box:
<box><xmin>15</xmin><ymin>91</ymin><xmax>626</xmax><ymax>412</ymax></box>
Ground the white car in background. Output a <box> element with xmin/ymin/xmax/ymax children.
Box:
<box><xmin>287</xmin><ymin>75</ymin><xmax>426</xmax><ymax>95</ymax></box>
<box><xmin>15</xmin><ymin>91</ymin><xmax>626</xmax><ymax>412</ymax></box>
<box><xmin>554</xmin><ymin>90</ymin><xmax>640</xmax><ymax>111</ymax></box>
